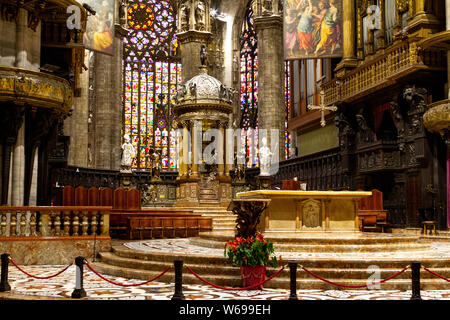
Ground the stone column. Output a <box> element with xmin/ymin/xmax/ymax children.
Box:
<box><xmin>254</xmin><ymin>13</ymin><xmax>285</xmax><ymax>161</ymax></box>
<box><xmin>92</xmin><ymin>44</ymin><xmax>122</xmax><ymax>170</ymax></box>
<box><xmin>15</xmin><ymin>8</ymin><xmax>40</xmax><ymax>71</ymax></box>
<box><xmin>66</xmin><ymin>50</ymin><xmax>89</xmax><ymax>167</ymax></box>
<box><xmin>447</xmin><ymin>0</ymin><xmax>450</xmax><ymax>98</ymax></box>
<box><xmin>217</xmin><ymin>121</ymin><xmax>225</xmax><ymax>176</ymax></box>
<box><xmin>191</xmin><ymin>120</ymin><xmax>199</xmax><ymax>178</ymax></box>
<box><xmin>447</xmin><ymin>0</ymin><xmax>450</xmax><ymax>230</ymax></box>
<box><xmin>335</xmin><ymin>0</ymin><xmax>358</xmax><ymax>76</ymax></box>
<box><xmin>180</xmin><ymin>121</ymin><xmax>190</xmax><ymax>177</ymax></box>
<box><xmin>28</xmin><ymin>147</ymin><xmax>38</xmax><ymax>206</ymax></box>
<box><xmin>10</xmin><ymin>119</ymin><xmax>25</xmax><ymax>206</ymax></box>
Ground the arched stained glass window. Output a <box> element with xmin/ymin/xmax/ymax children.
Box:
<box><xmin>123</xmin><ymin>0</ymin><xmax>181</xmax><ymax>170</ymax></box>
<box><xmin>240</xmin><ymin>2</ymin><xmax>258</xmax><ymax>168</ymax></box>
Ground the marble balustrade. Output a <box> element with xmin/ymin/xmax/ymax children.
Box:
<box><xmin>0</xmin><ymin>206</ymin><xmax>111</xmax><ymax>237</ymax></box>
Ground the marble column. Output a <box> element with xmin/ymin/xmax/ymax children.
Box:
<box><xmin>28</xmin><ymin>147</ymin><xmax>38</xmax><ymax>206</ymax></box>
<box><xmin>217</xmin><ymin>121</ymin><xmax>225</xmax><ymax>176</ymax></box>
<box><xmin>191</xmin><ymin>120</ymin><xmax>200</xmax><ymax>178</ymax></box>
<box><xmin>180</xmin><ymin>121</ymin><xmax>190</xmax><ymax>177</ymax></box>
<box><xmin>10</xmin><ymin>119</ymin><xmax>25</xmax><ymax>206</ymax></box>
<box><xmin>15</xmin><ymin>8</ymin><xmax>40</xmax><ymax>71</ymax></box>
<box><xmin>254</xmin><ymin>14</ymin><xmax>285</xmax><ymax>161</ymax></box>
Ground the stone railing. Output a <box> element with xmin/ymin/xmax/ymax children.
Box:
<box><xmin>0</xmin><ymin>206</ymin><xmax>111</xmax><ymax>237</ymax></box>
<box><xmin>323</xmin><ymin>39</ymin><xmax>445</xmax><ymax>105</ymax></box>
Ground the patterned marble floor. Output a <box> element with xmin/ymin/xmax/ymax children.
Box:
<box><xmin>2</xmin><ymin>265</ymin><xmax>450</xmax><ymax>300</ymax></box>
<box><xmin>124</xmin><ymin>238</ymin><xmax>450</xmax><ymax>260</ymax></box>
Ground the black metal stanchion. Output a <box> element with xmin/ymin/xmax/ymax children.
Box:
<box><xmin>71</xmin><ymin>257</ymin><xmax>87</xmax><ymax>299</ymax></box>
<box><xmin>288</xmin><ymin>261</ymin><xmax>298</xmax><ymax>300</ymax></box>
<box><xmin>410</xmin><ymin>261</ymin><xmax>422</xmax><ymax>300</ymax></box>
<box><xmin>0</xmin><ymin>254</ymin><xmax>11</xmax><ymax>292</ymax></box>
<box><xmin>171</xmin><ymin>259</ymin><xmax>185</xmax><ymax>300</ymax></box>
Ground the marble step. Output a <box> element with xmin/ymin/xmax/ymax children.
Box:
<box><xmin>99</xmin><ymin>252</ymin><xmax>450</xmax><ymax>280</ymax></box>
<box><xmin>190</xmin><ymin>237</ymin><xmax>430</xmax><ymax>253</ymax></box>
<box><xmin>93</xmin><ymin>252</ymin><xmax>450</xmax><ymax>290</ymax></box>
<box><xmin>199</xmin><ymin>232</ymin><xmax>425</xmax><ymax>245</ymax></box>
<box><xmin>109</xmin><ymin>245</ymin><xmax>450</xmax><ymax>268</ymax></box>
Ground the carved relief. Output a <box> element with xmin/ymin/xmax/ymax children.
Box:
<box><xmin>407</xmin><ymin>143</ymin><xmax>419</xmax><ymax>166</ymax></box>
<box><xmin>1</xmin><ymin>4</ymin><xmax>18</xmax><ymax>23</ymax></box>
<box><xmin>403</xmin><ymin>85</ymin><xmax>427</xmax><ymax>114</ymax></box>
<box><xmin>301</xmin><ymin>199</ymin><xmax>321</xmax><ymax>228</ymax></box>
<box><xmin>356</xmin><ymin>111</ymin><xmax>375</xmax><ymax>144</ymax></box>
<box><xmin>335</xmin><ymin>112</ymin><xmax>355</xmax><ymax>151</ymax></box>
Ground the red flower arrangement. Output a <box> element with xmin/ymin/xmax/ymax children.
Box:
<box><xmin>224</xmin><ymin>233</ymin><xmax>277</xmax><ymax>267</ymax></box>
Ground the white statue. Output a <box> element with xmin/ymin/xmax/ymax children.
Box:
<box><xmin>259</xmin><ymin>137</ymin><xmax>273</xmax><ymax>176</ymax></box>
<box><xmin>195</xmin><ymin>1</ymin><xmax>205</xmax><ymax>29</ymax></box>
<box><xmin>121</xmin><ymin>134</ymin><xmax>136</xmax><ymax>172</ymax></box>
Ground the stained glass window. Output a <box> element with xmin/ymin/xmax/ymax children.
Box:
<box><xmin>123</xmin><ymin>0</ymin><xmax>181</xmax><ymax>170</ymax></box>
<box><xmin>285</xmin><ymin>61</ymin><xmax>292</xmax><ymax>159</ymax></box>
<box><xmin>240</xmin><ymin>2</ymin><xmax>258</xmax><ymax>167</ymax></box>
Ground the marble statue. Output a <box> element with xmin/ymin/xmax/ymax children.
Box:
<box><xmin>121</xmin><ymin>134</ymin><xmax>136</xmax><ymax>172</ymax></box>
<box><xmin>259</xmin><ymin>137</ymin><xmax>273</xmax><ymax>176</ymax></box>
<box><xmin>195</xmin><ymin>1</ymin><xmax>206</xmax><ymax>29</ymax></box>
<box><xmin>151</xmin><ymin>149</ymin><xmax>161</xmax><ymax>179</ymax></box>
<box><xmin>234</xmin><ymin>149</ymin><xmax>246</xmax><ymax>181</ymax></box>
<box><xmin>180</xmin><ymin>4</ymin><xmax>189</xmax><ymax>31</ymax></box>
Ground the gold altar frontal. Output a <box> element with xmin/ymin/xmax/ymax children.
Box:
<box><xmin>236</xmin><ymin>190</ymin><xmax>372</xmax><ymax>232</ymax></box>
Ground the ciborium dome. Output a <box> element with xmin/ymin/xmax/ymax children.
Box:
<box><xmin>173</xmin><ymin>66</ymin><xmax>234</xmax><ymax>116</ymax></box>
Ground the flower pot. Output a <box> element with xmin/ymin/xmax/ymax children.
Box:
<box><xmin>240</xmin><ymin>265</ymin><xmax>266</xmax><ymax>290</ymax></box>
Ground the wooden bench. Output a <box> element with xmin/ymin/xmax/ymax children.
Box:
<box><xmin>125</xmin><ymin>215</ymin><xmax>212</xmax><ymax>240</ymax></box>
<box><xmin>358</xmin><ymin>189</ymin><xmax>390</xmax><ymax>233</ymax></box>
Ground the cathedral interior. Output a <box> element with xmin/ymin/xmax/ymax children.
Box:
<box><xmin>0</xmin><ymin>0</ymin><xmax>449</xmax><ymax>302</ymax></box>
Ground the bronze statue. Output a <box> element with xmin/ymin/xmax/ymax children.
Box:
<box><xmin>200</xmin><ymin>44</ymin><xmax>207</xmax><ymax>66</ymax></box>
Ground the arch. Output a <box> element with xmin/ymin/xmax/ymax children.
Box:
<box><xmin>239</xmin><ymin>0</ymin><xmax>259</xmax><ymax>168</ymax></box>
<box><xmin>122</xmin><ymin>0</ymin><xmax>181</xmax><ymax>171</ymax></box>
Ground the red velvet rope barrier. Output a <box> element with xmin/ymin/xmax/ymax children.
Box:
<box><xmin>84</xmin><ymin>260</ymin><xmax>171</xmax><ymax>287</ymax></box>
<box><xmin>423</xmin><ymin>267</ymin><xmax>450</xmax><ymax>282</ymax></box>
<box><xmin>186</xmin><ymin>265</ymin><xmax>286</xmax><ymax>291</ymax></box>
<box><xmin>300</xmin><ymin>266</ymin><xmax>409</xmax><ymax>289</ymax></box>
<box><xmin>9</xmin><ymin>257</ymin><xmax>72</xmax><ymax>280</ymax></box>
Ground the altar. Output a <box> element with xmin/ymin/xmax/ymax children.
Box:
<box><xmin>236</xmin><ymin>190</ymin><xmax>372</xmax><ymax>232</ymax></box>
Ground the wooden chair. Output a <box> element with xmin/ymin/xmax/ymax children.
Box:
<box><xmin>186</xmin><ymin>217</ymin><xmax>199</xmax><ymax>237</ymax></box>
<box><xmin>173</xmin><ymin>217</ymin><xmax>187</xmax><ymax>238</ymax></box>
<box><xmin>99</xmin><ymin>187</ymin><xmax>113</xmax><ymax>206</ymax></box>
<box><xmin>74</xmin><ymin>186</ymin><xmax>88</xmax><ymax>206</ymax></box>
<box><xmin>358</xmin><ymin>189</ymin><xmax>390</xmax><ymax>232</ymax></box>
<box><xmin>162</xmin><ymin>218</ymin><xmax>175</xmax><ymax>238</ymax></box>
<box><xmin>88</xmin><ymin>187</ymin><xmax>99</xmax><ymax>206</ymax></box>
<box><xmin>198</xmin><ymin>218</ymin><xmax>213</xmax><ymax>233</ymax></box>
<box><xmin>62</xmin><ymin>185</ymin><xmax>74</xmax><ymax>206</ymax></box>
<box><xmin>127</xmin><ymin>188</ymin><xmax>141</xmax><ymax>210</ymax></box>
<box><xmin>113</xmin><ymin>188</ymin><xmax>127</xmax><ymax>210</ymax></box>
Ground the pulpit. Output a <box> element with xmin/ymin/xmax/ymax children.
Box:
<box><xmin>236</xmin><ymin>190</ymin><xmax>372</xmax><ymax>232</ymax></box>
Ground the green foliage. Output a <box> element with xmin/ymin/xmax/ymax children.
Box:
<box><xmin>224</xmin><ymin>233</ymin><xmax>278</xmax><ymax>267</ymax></box>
